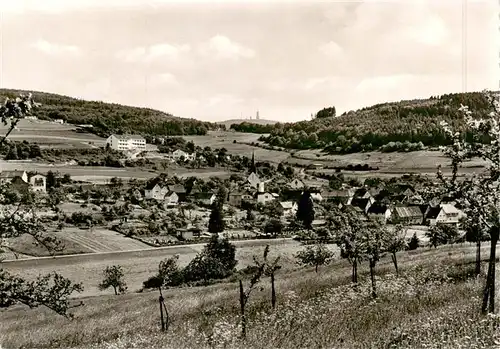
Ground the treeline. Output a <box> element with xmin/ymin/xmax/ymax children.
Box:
<box><xmin>234</xmin><ymin>92</ymin><xmax>495</xmax><ymax>154</ymax></box>
<box><xmin>0</xmin><ymin>89</ymin><xmax>221</xmax><ymax>137</ymax></box>
<box><xmin>230</xmin><ymin>122</ymin><xmax>276</xmax><ymax>134</ymax></box>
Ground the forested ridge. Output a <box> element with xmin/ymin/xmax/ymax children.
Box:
<box><xmin>0</xmin><ymin>89</ymin><xmax>219</xmax><ymax>137</ymax></box>
<box><xmin>232</xmin><ymin>92</ymin><xmax>496</xmax><ymax>153</ymax></box>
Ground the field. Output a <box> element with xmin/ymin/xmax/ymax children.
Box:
<box><xmin>183</xmin><ymin>131</ymin><xmax>290</xmax><ymax>163</ymax></box>
<box><xmin>0</xmin><ymin>243</ymin><xmax>498</xmax><ymax>349</ymax></box>
<box><xmin>1</xmin><ymin>119</ymin><xmax>106</xmax><ymax>149</ymax></box>
<box><xmin>293</xmin><ymin>149</ymin><xmax>486</xmax><ymax>171</ymax></box>
<box><xmin>1</xmin><ymin>238</ymin><xmax>305</xmax><ymax>298</ymax></box>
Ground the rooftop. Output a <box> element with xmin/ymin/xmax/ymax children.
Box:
<box><xmin>112</xmin><ymin>134</ymin><xmax>145</xmax><ymax>141</ymax></box>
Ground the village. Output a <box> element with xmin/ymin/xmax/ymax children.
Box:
<box><xmin>0</xmin><ymin>132</ymin><xmax>466</xmax><ymax>255</ymax></box>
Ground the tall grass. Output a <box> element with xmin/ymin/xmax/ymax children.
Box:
<box><xmin>0</xmin><ymin>244</ymin><xmax>499</xmax><ymax>349</ymax></box>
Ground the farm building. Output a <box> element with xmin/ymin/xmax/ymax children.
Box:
<box><xmin>0</xmin><ymin>170</ymin><xmax>28</xmax><ymax>184</ymax></box>
<box><xmin>425</xmin><ymin>204</ymin><xmax>464</xmax><ymax>226</ymax></box>
<box><xmin>392</xmin><ymin>206</ymin><xmax>424</xmax><ymax>225</ymax></box>
<box><xmin>228</xmin><ymin>192</ymin><xmax>243</xmax><ymax>207</ymax></box>
<box><xmin>144</xmin><ymin>182</ymin><xmax>169</xmax><ymax>200</ymax></box>
<box><xmin>106</xmin><ymin>134</ymin><xmax>146</xmax><ymax>151</ymax></box>
<box><xmin>29</xmin><ymin>173</ymin><xmax>46</xmax><ymax>193</ymax></box>
<box><xmin>168</xmin><ymin>184</ymin><xmax>187</xmax><ymax>201</ymax></box>
<box><xmin>257</xmin><ymin>192</ymin><xmax>279</xmax><ymax>205</ymax></box>
<box><xmin>280</xmin><ymin>201</ymin><xmax>298</xmax><ymax>217</ymax></box>
<box><xmin>172</xmin><ymin>149</ymin><xmax>195</xmax><ymax>162</ymax></box>
<box><xmin>367</xmin><ymin>203</ymin><xmax>392</xmax><ymax>223</ymax></box>
<box><xmin>193</xmin><ymin>192</ymin><xmax>217</xmax><ymax>206</ymax></box>
<box><xmin>350</xmin><ymin>197</ymin><xmax>372</xmax><ymax>214</ymax></box>
<box><xmin>163</xmin><ymin>192</ymin><xmax>179</xmax><ymax>207</ymax></box>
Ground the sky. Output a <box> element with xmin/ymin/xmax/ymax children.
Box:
<box><xmin>0</xmin><ymin>0</ymin><xmax>498</xmax><ymax>122</ymax></box>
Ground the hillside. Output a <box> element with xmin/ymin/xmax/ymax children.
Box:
<box><xmin>252</xmin><ymin>91</ymin><xmax>496</xmax><ymax>154</ymax></box>
<box><xmin>0</xmin><ymin>89</ymin><xmax>218</xmax><ymax>138</ymax></box>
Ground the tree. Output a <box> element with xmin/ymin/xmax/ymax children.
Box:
<box><xmin>5</xmin><ymin>144</ymin><xmax>18</xmax><ymax>160</ymax></box>
<box><xmin>246</xmin><ymin>209</ymin><xmax>255</xmax><ymax>221</ymax></box>
<box><xmin>332</xmin><ymin>208</ymin><xmax>366</xmax><ymax>283</ymax></box>
<box><xmin>295</xmin><ymin>243</ymin><xmax>334</xmax><ymax>273</ymax></box>
<box><xmin>182</xmin><ymin>235</ymin><xmax>237</xmax><ymax>283</ymax></box>
<box><xmin>208</xmin><ymin>202</ymin><xmax>225</xmax><ymax>235</ymax></box>
<box><xmin>46</xmin><ymin>171</ymin><xmax>57</xmax><ymax>190</ymax></box>
<box><xmin>384</xmin><ymin>224</ymin><xmax>407</xmax><ymax>275</ymax></box>
<box><xmin>315</xmin><ymin>106</ymin><xmax>336</xmax><ymax>119</ymax></box>
<box><xmin>425</xmin><ymin>224</ymin><xmax>459</xmax><ymax>248</ymax></box>
<box><xmin>407</xmin><ymin>233</ymin><xmax>420</xmax><ymax>250</ymax></box>
<box><xmin>462</xmin><ymin>212</ymin><xmax>486</xmax><ymax>276</ymax></box>
<box><xmin>360</xmin><ymin>220</ymin><xmax>386</xmax><ymax>298</ymax></box>
<box><xmin>263</xmin><ymin>218</ymin><xmax>283</xmax><ymax>237</ymax></box>
<box><xmin>435</xmin><ymin>91</ymin><xmax>500</xmax><ymax>314</ymax></box>
<box><xmin>61</xmin><ymin>173</ymin><xmax>72</xmax><ymax>185</ymax></box>
<box><xmin>0</xmin><ymin>93</ymin><xmax>83</xmax><ymax>317</ymax></box>
<box><xmin>296</xmin><ymin>190</ymin><xmax>315</xmax><ymax>229</ymax></box>
<box><xmin>98</xmin><ymin>265</ymin><xmax>127</xmax><ymax>295</ymax></box>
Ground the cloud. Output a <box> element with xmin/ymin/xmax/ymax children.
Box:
<box><xmin>199</xmin><ymin>35</ymin><xmax>255</xmax><ymax>60</ymax></box>
<box><xmin>149</xmin><ymin>73</ymin><xmax>179</xmax><ymax>86</ymax></box>
<box><xmin>401</xmin><ymin>13</ymin><xmax>449</xmax><ymax>46</ymax></box>
<box><xmin>116</xmin><ymin>43</ymin><xmax>190</xmax><ymax>63</ymax></box>
<box><xmin>304</xmin><ymin>76</ymin><xmax>346</xmax><ymax>90</ymax></box>
<box><xmin>30</xmin><ymin>39</ymin><xmax>81</xmax><ymax>56</ymax></box>
<box><xmin>356</xmin><ymin>74</ymin><xmax>415</xmax><ymax>91</ymax></box>
<box><xmin>318</xmin><ymin>41</ymin><xmax>344</xmax><ymax>58</ymax></box>
<box><xmin>207</xmin><ymin>94</ymin><xmax>244</xmax><ymax>106</ymax></box>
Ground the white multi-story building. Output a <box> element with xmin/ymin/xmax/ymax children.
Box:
<box><xmin>106</xmin><ymin>135</ymin><xmax>146</xmax><ymax>151</ymax></box>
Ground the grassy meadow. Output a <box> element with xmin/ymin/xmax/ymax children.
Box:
<box><xmin>1</xmin><ymin>239</ymin><xmax>304</xmax><ymax>298</ymax></box>
<box><xmin>1</xmin><ymin>243</ymin><xmax>499</xmax><ymax>349</ymax></box>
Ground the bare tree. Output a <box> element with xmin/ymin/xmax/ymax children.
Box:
<box><xmin>239</xmin><ymin>246</ymin><xmax>267</xmax><ymax>339</ymax></box>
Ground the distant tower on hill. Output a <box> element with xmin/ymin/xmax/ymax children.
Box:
<box><xmin>256</xmin><ymin>110</ymin><xmax>260</xmax><ymax>120</ymax></box>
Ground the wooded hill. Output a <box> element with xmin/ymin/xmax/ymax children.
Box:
<box><xmin>234</xmin><ymin>92</ymin><xmax>496</xmax><ymax>154</ymax></box>
<box><xmin>0</xmin><ymin>89</ymin><xmax>219</xmax><ymax>137</ymax></box>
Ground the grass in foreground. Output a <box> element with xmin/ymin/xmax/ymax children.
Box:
<box><xmin>0</xmin><ymin>245</ymin><xmax>499</xmax><ymax>349</ymax></box>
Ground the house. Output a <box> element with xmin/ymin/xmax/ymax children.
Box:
<box><xmin>194</xmin><ymin>192</ymin><xmax>217</xmax><ymax>206</ymax></box>
<box><xmin>168</xmin><ymin>184</ymin><xmax>187</xmax><ymax>201</ymax></box>
<box><xmin>106</xmin><ymin>134</ymin><xmax>146</xmax><ymax>151</ymax></box>
<box><xmin>172</xmin><ymin>149</ymin><xmax>195</xmax><ymax>162</ymax></box>
<box><xmin>144</xmin><ymin>182</ymin><xmax>169</xmax><ymax>200</ymax></box>
<box><xmin>228</xmin><ymin>192</ymin><xmax>243</xmax><ymax>207</ymax></box>
<box><xmin>9</xmin><ymin>176</ymin><xmax>30</xmax><ymax>194</ymax></box>
<box><xmin>280</xmin><ymin>201</ymin><xmax>298</xmax><ymax>217</ymax></box>
<box><xmin>392</xmin><ymin>205</ymin><xmax>424</xmax><ymax>225</ymax></box>
<box><xmin>257</xmin><ymin>192</ymin><xmax>279</xmax><ymax>205</ymax></box>
<box><xmin>310</xmin><ymin>192</ymin><xmax>323</xmax><ymax>202</ymax></box>
<box><xmin>350</xmin><ymin>197</ymin><xmax>372</xmax><ymax>214</ymax></box>
<box><xmin>29</xmin><ymin>173</ymin><xmax>46</xmax><ymax>193</ymax></box>
<box><xmin>164</xmin><ymin>191</ymin><xmax>179</xmax><ymax>207</ymax></box>
<box><xmin>367</xmin><ymin>203</ymin><xmax>392</xmax><ymax>223</ymax></box>
<box><xmin>353</xmin><ymin>188</ymin><xmax>373</xmax><ymax>200</ymax></box>
<box><xmin>0</xmin><ymin>170</ymin><xmax>28</xmax><ymax>184</ymax></box>
<box><xmin>425</xmin><ymin>204</ymin><xmax>464</xmax><ymax>226</ymax></box>
<box><xmin>288</xmin><ymin>179</ymin><xmax>305</xmax><ymax>190</ymax></box>
<box><xmin>247</xmin><ymin>172</ymin><xmax>261</xmax><ymax>189</ymax></box>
